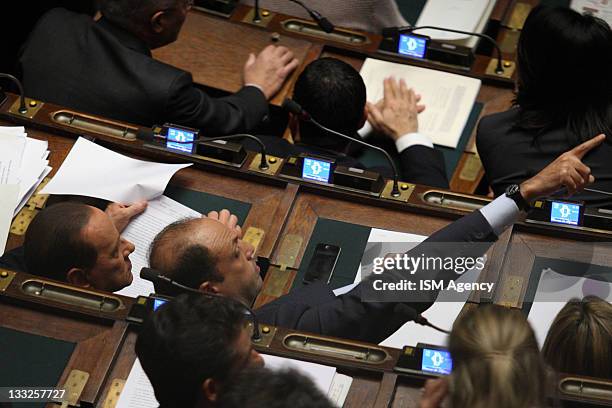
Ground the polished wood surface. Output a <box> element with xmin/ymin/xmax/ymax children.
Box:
<box><xmin>153</xmin><ymin>9</ymin><xmax>316</xmax><ymax>107</ymax></box>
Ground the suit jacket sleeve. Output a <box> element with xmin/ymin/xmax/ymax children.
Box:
<box><xmin>164</xmin><ymin>72</ymin><xmax>269</xmax><ymax>136</ymax></box>
<box><xmin>399</xmin><ymin>145</ymin><xmax>449</xmax><ymax>188</ymax></box>
<box><xmin>255</xmin><ymin>210</ymin><xmax>497</xmax><ymax>343</ymax></box>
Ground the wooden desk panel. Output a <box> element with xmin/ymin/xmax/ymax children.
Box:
<box><xmin>152</xmin><ymin>10</ymin><xmax>316</xmax><ymax>107</ymax></box>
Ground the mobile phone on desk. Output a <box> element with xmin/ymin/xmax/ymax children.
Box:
<box><xmin>303</xmin><ymin>243</ymin><xmax>341</xmax><ymax>284</ymax></box>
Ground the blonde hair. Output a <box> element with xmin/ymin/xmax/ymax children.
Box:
<box><xmin>542</xmin><ymin>296</ymin><xmax>612</xmax><ymax>378</ymax></box>
<box><xmin>449</xmin><ymin>305</ymin><xmax>547</xmax><ymax>408</ymax></box>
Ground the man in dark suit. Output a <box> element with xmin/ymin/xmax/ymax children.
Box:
<box><xmin>244</xmin><ymin>58</ymin><xmax>449</xmax><ymax>188</ymax></box>
<box><xmin>19</xmin><ymin>0</ymin><xmax>298</xmax><ymax>135</ymax></box>
<box><xmin>148</xmin><ymin>135</ymin><xmax>603</xmax><ymax>343</ymax></box>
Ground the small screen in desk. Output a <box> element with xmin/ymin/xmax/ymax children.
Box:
<box><xmin>398</xmin><ymin>34</ymin><xmax>428</xmax><ymax>59</ymax></box>
<box><xmin>153</xmin><ymin>298</ymin><xmax>168</xmax><ymax>311</ymax></box>
<box><xmin>302</xmin><ymin>158</ymin><xmax>332</xmax><ymax>183</ymax></box>
<box><xmin>421</xmin><ymin>348</ymin><xmax>452</xmax><ymax>375</ymax></box>
<box><xmin>550</xmin><ymin>201</ymin><xmax>581</xmax><ymax>226</ymax></box>
<box><xmin>166</xmin><ymin>127</ymin><xmax>196</xmax><ymax>153</ymax></box>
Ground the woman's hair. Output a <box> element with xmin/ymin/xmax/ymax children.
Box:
<box><xmin>542</xmin><ymin>295</ymin><xmax>612</xmax><ymax>378</ymax></box>
<box><xmin>449</xmin><ymin>305</ymin><xmax>547</xmax><ymax>408</ymax></box>
<box><xmin>514</xmin><ymin>5</ymin><xmax>612</xmax><ymax>145</ymax></box>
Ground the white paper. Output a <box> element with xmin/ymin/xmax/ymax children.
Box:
<box><xmin>116</xmin><ymin>195</ymin><xmax>201</xmax><ymax>298</ymax></box>
<box><xmin>416</xmin><ymin>0</ymin><xmax>491</xmax><ymax>40</ymax></box>
<box><xmin>571</xmin><ymin>0</ymin><xmax>612</xmax><ymax>26</ymax></box>
<box><xmin>262</xmin><ymin>354</ymin><xmax>337</xmax><ymax>396</ymax></box>
<box><xmin>327</xmin><ymin>373</ymin><xmax>353</xmax><ymax>407</ymax></box>
<box><xmin>0</xmin><ymin>133</ymin><xmax>26</xmax><ymax>185</ymax></box>
<box><xmin>0</xmin><ymin>185</ymin><xmax>19</xmax><ymax>257</ymax></box>
<box><xmin>360</xmin><ymin>58</ymin><xmax>481</xmax><ymax>149</ymax></box>
<box><xmin>41</xmin><ymin>137</ymin><xmax>191</xmax><ymax>203</ymax></box>
<box><xmin>116</xmin><ymin>359</ymin><xmax>158</xmax><ymax>408</ymax></box>
<box><xmin>14</xmin><ymin>166</ymin><xmax>52</xmax><ymax>216</ymax></box>
<box><xmin>528</xmin><ymin>268</ymin><xmax>612</xmax><ymax>347</ymax></box>
<box><xmin>117</xmin><ymin>354</ymin><xmax>344</xmax><ymax>408</ymax></box>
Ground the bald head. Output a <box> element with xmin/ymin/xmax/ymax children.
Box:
<box><xmin>149</xmin><ymin>216</ymin><xmax>262</xmax><ymax>304</ymax></box>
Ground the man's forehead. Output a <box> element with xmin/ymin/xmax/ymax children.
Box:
<box><xmin>81</xmin><ymin>207</ymin><xmax>118</xmax><ymax>247</ymax></box>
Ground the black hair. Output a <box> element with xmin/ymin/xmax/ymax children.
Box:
<box><xmin>135</xmin><ymin>294</ymin><xmax>249</xmax><ymax>408</ymax></box>
<box><xmin>23</xmin><ymin>202</ymin><xmax>97</xmax><ymax>282</ymax></box>
<box><xmin>98</xmin><ymin>0</ymin><xmax>177</xmax><ymax>28</ymax></box>
<box><xmin>218</xmin><ymin>367</ymin><xmax>335</xmax><ymax>408</ymax></box>
<box><xmin>515</xmin><ymin>5</ymin><xmax>612</xmax><ymax>145</ymax></box>
<box><xmin>149</xmin><ymin>219</ymin><xmax>223</xmax><ymax>296</ymax></box>
<box><xmin>293</xmin><ymin>57</ymin><xmax>366</xmax><ymax>150</ymax></box>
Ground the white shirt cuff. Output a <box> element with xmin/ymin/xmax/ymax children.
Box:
<box><xmin>395</xmin><ymin>132</ymin><xmax>434</xmax><ymax>152</ymax></box>
<box><xmin>479</xmin><ymin>194</ymin><xmax>520</xmax><ymax>236</ymax></box>
<box><xmin>357</xmin><ymin>121</ymin><xmax>372</xmax><ymax>139</ymax></box>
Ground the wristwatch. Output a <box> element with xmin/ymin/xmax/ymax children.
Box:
<box><xmin>505</xmin><ymin>184</ymin><xmax>530</xmax><ymax>211</ymax></box>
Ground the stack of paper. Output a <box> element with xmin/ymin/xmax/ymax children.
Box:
<box><xmin>415</xmin><ymin>0</ymin><xmax>495</xmax><ymax>48</ymax></box>
<box><xmin>0</xmin><ymin>126</ymin><xmax>52</xmax><ymax>256</ymax></box>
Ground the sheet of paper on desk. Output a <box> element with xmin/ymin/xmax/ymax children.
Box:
<box><xmin>41</xmin><ymin>137</ymin><xmax>192</xmax><ymax>203</ymax></box>
<box><xmin>116</xmin><ymin>195</ymin><xmax>201</xmax><ymax>298</ymax></box>
<box><xmin>0</xmin><ymin>185</ymin><xmax>19</xmax><ymax>257</ymax></box>
<box><xmin>262</xmin><ymin>354</ymin><xmax>352</xmax><ymax>407</ymax></box>
<box><xmin>528</xmin><ymin>268</ymin><xmax>612</xmax><ymax>347</ymax></box>
<box><xmin>116</xmin><ymin>358</ymin><xmax>158</xmax><ymax>408</ymax></box>
<box><xmin>0</xmin><ymin>130</ymin><xmax>26</xmax><ymax>184</ymax></box>
<box><xmin>360</xmin><ymin>58</ymin><xmax>481</xmax><ymax>149</ymax></box>
<box><xmin>415</xmin><ymin>0</ymin><xmax>491</xmax><ymax>41</ymax></box>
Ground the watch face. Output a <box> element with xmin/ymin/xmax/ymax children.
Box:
<box><xmin>507</xmin><ymin>184</ymin><xmax>519</xmax><ymax>195</ymax></box>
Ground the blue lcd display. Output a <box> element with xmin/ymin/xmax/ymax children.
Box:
<box><xmin>398</xmin><ymin>34</ymin><xmax>428</xmax><ymax>59</ymax></box>
<box><xmin>550</xmin><ymin>201</ymin><xmax>581</xmax><ymax>226</ymax></box>
<box><xmin>421</xmin><ymin>348</ymin><xmax>452</xmax><ymax>375</ymax></box>
<box><xmin>302</xmin><ymin>158</ymin><xmax>332</xmax><ymax>183</ymax></box>
<box><xmin>166</xmin><ymin>127</ymin><xmax>196</xmax><ymax>153</ymax></box>
<box><xmin>153</xmin><ymin>298</ymin><xmax>168</xmax><ymax>311</ymax></box>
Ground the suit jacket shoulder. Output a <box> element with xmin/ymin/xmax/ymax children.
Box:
<box><xmin>20</xmin><ymin>9</ymin><xmax>268</xmax><ymax>135</ymax></box>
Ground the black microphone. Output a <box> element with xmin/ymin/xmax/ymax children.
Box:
<box><xmin>394</xmin><ymin>304</ymin><xmax>450</xmax><ymax>334</ymax></box>
<box><xmin>137</xmin><ymin>128</ymin><xmax>270</xmax><ymax>170</ymax></box>
<box><xmin>0</xmin><ymin>73</ymin><xmax>27</xmax><ymax>114</ymax></box>
<box><xmin>287</xmin><ymin>0</ymin><xmax>334</xmax><ymax>33</ymax></box>
<box><xmin>282</xmin><ymin>98</ymin><xmax>401</xmax><ymax>197</ymax></box>
<box><xmin>383</xmin><ymin>25</ymin><xmax>506</xmax><ymax>75</ymax></box>
<box><xmin>140</xmin><ymin>268</ymin><xmax>262</xmax><ymax>340</ymax></box>
<box><xmin>253</xmin><ymin>0</ymin><xmax>262</xmax><ymax>23</ymax></box>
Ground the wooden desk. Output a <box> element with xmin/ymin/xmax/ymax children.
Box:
<box><xmin>153</xmin><ymin>10</ymin><xmax>317</xmax><ymax>107</ymax></box>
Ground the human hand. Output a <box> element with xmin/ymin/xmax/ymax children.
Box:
<box><xmin>520</xmin><ymin>134</ymin><xmax>605</xmax><ymax>202</ymax></box>
<box><xmin>243</xmin><ymin>45</ymin><xmax>299</xmax><ymax>99</ymax></box>
<box><xmin>366</xmin><ymin>77</ymin><xmax>425</xmax><ymax>141</ymax></box>
<box><xmin>206</xmin><ymin>209</ymin><xmax>242</xmax><ymax>237</ymax></box>
<box><xmin>418</xmin><ymin>378</ymin><xmax>448</xmax><ymax>408</ymax></box>
<box><xmin>105</xmin><ymin>201</ymin><xmax>147</xmax><ymax>233</ymax></box>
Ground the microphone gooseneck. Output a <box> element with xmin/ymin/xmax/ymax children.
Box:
<box><xmin>0</xmin><ymin>73</ymin><xmax>27</xmax><ymax>114</ymax></box>
<box><xmin>140</xmin><ymin>268</ymin><xmax>262</xmax><ymax>341</ymax></box>
<box><xmin>282</xmin><ymin>98</ymin><xmax>401</xmax><ymax>197</ymax></box>
<box><xmin>287</xmin><ymin>0</ymin><xmax>334</xmax><ymax>33</ymax></box>
<box><xmin>388</xmin><ymin>25</ymin><xmax>505</xmax><ymax>74</ymax></box>
<box><xmin>136</xmin><ymin>129</ymin><xmax>270</xmax><ymax>170</ymax></box>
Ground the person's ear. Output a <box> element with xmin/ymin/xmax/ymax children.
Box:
<box><xmin>66</xmin><ymin>268</ymin><xmax>91</xmax><ymax>288</ymax></box>
<box><xmin>288</xmin><ymin>112</ymin><xmax>300</xmax><ymax>142</ymax></box>
<box><xmin>199</xmin><ymin>281</ymin><xmax>220</xmax><ymax>294</ymax></box>
<box><xmin>150</xmin><ymin>11</ymin><xmax>167</xmax><ymax>34</ymax></box>
<box><xmin>202</xmin><ymin>378</ymin><xmax>219</xmax><ymax>402</ymax></box>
